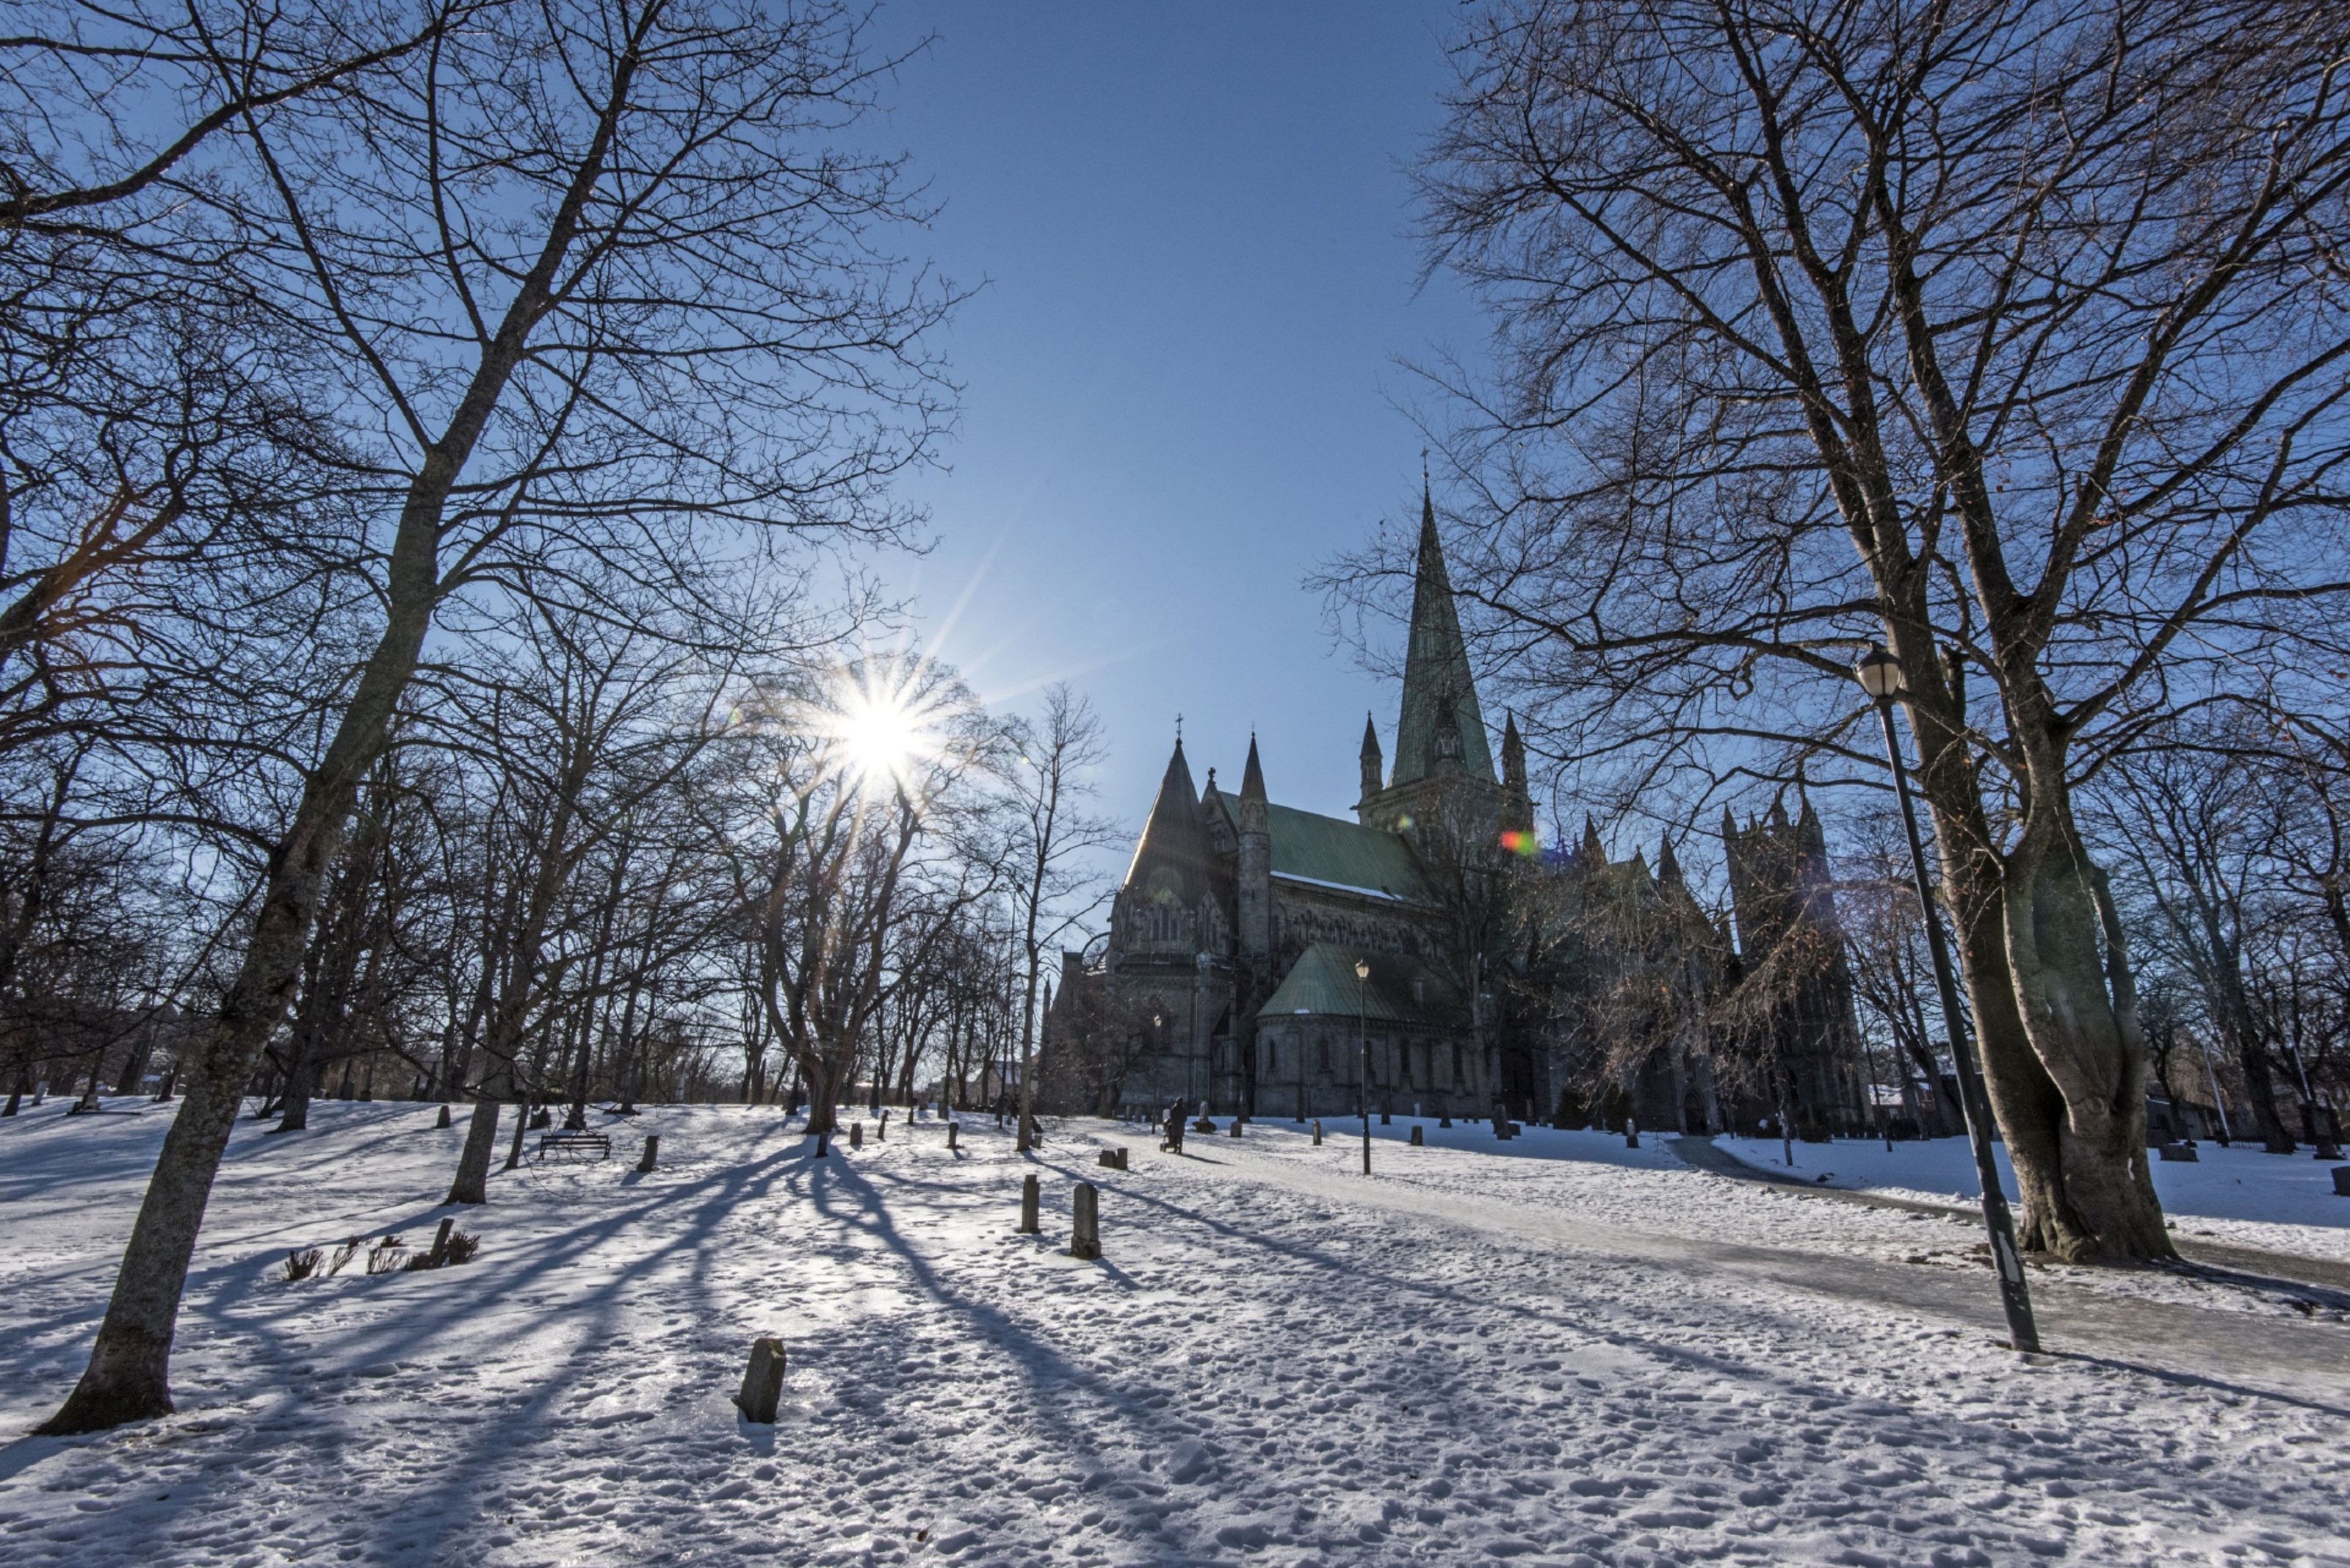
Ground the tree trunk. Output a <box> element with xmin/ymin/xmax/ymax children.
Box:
<box><xmin>447</xmin><ymin>1057</ymin><xmax>512</xmax><ymax>1205</ymax></box>
<box><xmin>32</xmin><ymin>573</ymin><xmax>429</xmax><ymax>1433</ymax></box>
<box><xmin>1995</xmin><ymin>844</ymin><xmax>2174</xmax><ymax>1263</ymax></box>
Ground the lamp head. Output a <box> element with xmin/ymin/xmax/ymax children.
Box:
<box><xmin>1354</xmin><ymin>959</ymin><xmax>1371</xmax><ymax>981</ymax></box>
<box><xmin>1854</xmin><ymin>646</ymin><xmax>1905</xmax><ymax>702</ymax></box>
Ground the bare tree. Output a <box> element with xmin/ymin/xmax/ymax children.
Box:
<box><xmin>42</xmin><ymin>0</ymin><xmax>952</xmax><ymax>1433</ymax></box>
<box><xmin>1395</xmin><ymin>0</ymin><xmax>2350</xmax><ymax>1261</ymax></box>
<box><xmin>999</xmin><ymin>684</ymin><xmax>1116</xmax><ymax>1152</ymax></box>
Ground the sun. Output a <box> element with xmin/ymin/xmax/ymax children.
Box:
<box><xmin>830</xmin><ymin>672</ymin><xmax>936</xmax><ymax>789</ymax></box>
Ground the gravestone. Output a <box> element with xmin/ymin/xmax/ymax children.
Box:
<box><xmin>426</xmin><ymin>1216</ymin><xmax>456</xmax><ymax>1267</ymax></box>
<box><xmin>1381</xmin><ymin>1111</ymin><xmax>1391</xmax><ymax>1126</ymax></box>
<box><xmin>947</xmin><ymin>1121</ymin><xmax>959</xmax><ymax>1152</ymax></box>
<box><xmin>1439</xmin><ymin>1115</ymin><xmax>1452</xmax><ymax>1128</ymax></box>
<box><xmin>1312</xmin><ymin>1120</ymin><xmax>1322</xmax><ymax>1146</ymax></box>
<box><xmin>2158</xmin><ymin>1141</ymin><xmax>2198</xmax><ymax>1163</ymax></box>
<box><xmin>1019</xmin><ymin>1173</ymin><xmax>1040</xmax><ymax>1234</ymax></box>
<box><xmin>878</xmin><ymin>1109</ymin><xmax>889</xmax><ymax>1141</ymax></box>
<box><xmin>637</xmin><ymin>1134</ymin><xmax>659</xmax><ymax>1173</ymax></box>
<box><xmin>2332</xmin><ymin>1166</ymin><xmax>2350</xmax><ymax>1196</ymax></box>
<box><xmin>1229</xmin><ymin>1120</ymin><xmax>1243</xmax><ymax>1138</ymax></box>
<box><xmin>735</xmin><ymin>1337</ymin><xmax>787</xmax><ymax>1424</ymax></box>
<box><xmin>1097</xmin><ymin>1147</ymin><xmax>1128</xmax><ymax>1171</ymax></box>
<box><xmin>1626</xmin><ymin>1118</ymin><xmax>1640</xmax><ymax>1150</ymax></box>
<box><xmin>435</xmin><ymin>1105</ymin><xmax>452</xmax><ymax>1130</ymax></box>
<box><xmin>1409</xmin><ymin>1125</ymin><xmax>1424</xmax><ymax>1146</ymax></box>
<box><xmin>850</xmin><ymin>1121</ymin><xmax>863</xmax><ymax>1149</ymax></box>
<box><xmin>1070</xmin><ymin>1182</ymin><xmax>1101</xmax><ymax>1260</ymax></box>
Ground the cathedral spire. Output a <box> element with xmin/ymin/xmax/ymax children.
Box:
<box><xmin>1581</xmin><ymin>814</ymin><xmax>1606</xmax><ymax>864</ymax></box>
<box><xmin>1240</xmin><ymin>732</ymin><xmax>1267</xmax><ymax>803</ymax></box>
<box><xmin>1389</xmin><ymin>480</ymin><xmax>1496</xmax><ymax>787</ymax></box>
<box><xmin>1121</xmin><ymin>734</ymin><xmax>1214</xmax><ymax>904</ymax></box>
<box><xmin>1358</xmin><ymin>712</ymin><xmax>1384</xmax><ymax>803</ymax></box>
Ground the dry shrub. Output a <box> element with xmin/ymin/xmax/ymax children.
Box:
<box><xmin>282</xmin><ymin>1248</ymin><xmax>323</xmax><ymax>1282</ymax></box>
<box><xmin>324</xmin><ymin>1237</ymin><xmax>364</xmax><ymax>1276</ymax></box>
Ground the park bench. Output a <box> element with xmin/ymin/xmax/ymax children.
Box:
<box><xmin>535</xmin><ymin>1130</ymin><xmax>612</xmax><ymax>1162</ymax></box>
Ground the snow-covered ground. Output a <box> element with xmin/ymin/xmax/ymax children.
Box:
<box><xmin>1</xmin><ymin>1100</ymin><xmax>2346</xmax><ymax>1567</ymax></box>
<box><xmin>1715</xmin><ymin>1132</ymin><xmax>2350</xmax><ymax>1265</ymax></box>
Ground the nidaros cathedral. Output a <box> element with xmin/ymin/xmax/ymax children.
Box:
<box><xmin>1048</xmin><ymin>490</ymin><xmax>1873</xmax><ymax>1136</ymax></box>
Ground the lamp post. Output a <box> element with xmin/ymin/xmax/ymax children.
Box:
<box><xmin>1356</xmin><ymin>958</ymin><xmax>1373</xmax><ymax>1176</ymax></box>
<box><xmin>1854</xmin><ymin>646</ymin><xmax>2041</xmax><ymax>1353</ymax></box>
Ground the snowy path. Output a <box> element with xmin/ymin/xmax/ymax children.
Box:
<box><xmin>1</xmin><ymin>1103</ymin><xmax>2346</xmax><ymax>1567</ymax></box>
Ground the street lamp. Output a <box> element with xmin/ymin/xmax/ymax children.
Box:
<box><xmin>1356</xmin><ymin>958</ymin><xmax>1373</xmax><ymax>1177</ymax></box>
<box><xmin>1854</xmin><ymin>645</ymin><xmax>2041</xmax><ymax>1353</ymax></box>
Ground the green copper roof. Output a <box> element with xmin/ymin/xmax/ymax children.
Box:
<box><xmin>1257</xmin><ymin>943</ymin><xmax>1464</xmax><ymax>1023</ymax></box>
<box><xmin>1205</xmin><ymin>789</ymin><xmax>1433</xmax><ymax>904</ymax></box>
<box><xmin>1391</xmin><ymin>487</ymin><xmax>1496</xmax><ymax>787</ymax></box>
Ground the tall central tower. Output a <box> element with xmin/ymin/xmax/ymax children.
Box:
<box><xmin>1357</xmin><ymin>484</ymin><xmax>1503</xmax><ymax>851</ymax></box>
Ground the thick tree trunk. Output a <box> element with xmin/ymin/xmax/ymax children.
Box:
<box><xmin>32</xmin><ymin>619</ymin><xmax>420</xmax><ymax>1431</ymax></box>
<box><xmin>447</xmin><ymin>1055</ymin><xmax>513</xmax><ymax>1205</ymax></box>
<box><xmin>1995</xmin><ymin>845</ymin><xmax>2174</xmax><ymax>1263</ymax></box>
<box><xmin>2230</xmin><ymin>1022</ymin><xmax>2296</xmax><ymax>1153</ymax></box>
<box><xmin>272</xmin><ymin>1032</ymin><xmax>320</xmax><ymax>1134</ymax></box>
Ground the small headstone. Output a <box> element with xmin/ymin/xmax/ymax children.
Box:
<box><xmin>1439</xmin><ymin>1115</ymin><xmax>1451</xmax><ymax>1129</ymax></box>
<box><xmin>1070</xmin><ymin>1182</ymin><xmax>1101</xmax><ymax>1260</ymax></box>
<box><xmin>735</xmin><ymin>1337</ymin><xmax>787</xmax><ymax>1424</ymax></box>
<box><xmin>1409</xmin><ymin>1125</ymin><xmax>1424</xmax><ymax>1146</ymax></box>
<box><xmin>947</xmin><ymin>1121</ymin><xmax>960</xmax><ymax>1152</ymax></box>
<box><xmin>1193</xmin><ymin>1116</ymin><xmax>1216</xmax><ymax>1134</ymax></box>
<box><xmin>426</xmin><ymin>1216</ymin><xmax>456</xmax><ymax>1266</ymax></box>
<box><xmin>1019</xmin><ymin>1172</ymin><xmax>1041</xmax><ymax>1234</ymax></box>
<box><xmin>1312</xmin><ymin>1120</ymin><xmax>1323</xmax><ymax>1146</ymax></box>
<box><xmin>850</xmin><ymin>1121</ymin><xmax>864</xmax><ymax>1149</ymax></box>
<box><xmin>2158</xmin><ymin>1141</ymin><xmax>2197</xmax><ymax>1163</ymax></box>
<box><xmin>1626</xmin><ymin>1117</ymin><xmax>1640</xmax><ymax>1149</ymax></box>
<box><xmin>2332</xmin><ymin>1166</ymin><xmax>2350</xmax><ymax>1197</ymax></box>
<box><xmin>435</xmin><ymin>1105</ymin><xmax>452</xmax><ymax>1130</ymax></box>
<box><xmin>1381</xmin><ymin>1111</ymin><xmax>1391</xmax><ymax>1126</ymax></box>
<box><xmin>1097</xmin><ymin>1147</ymin><xmax>1128</xmax><ymax>1171</ymax></box>
<box><xmin>878</xmin><ymin>1109</ymin><xmax>889</xmax><ymax>1141</ymax></box>
<box><xmin>1229</xmin><ymin>1120</ymin><xmax>1242</xmax><ymax>1138</ymax></box>
<box><xmin>637</xmin><ymin>1134</ymin><xmax>659</xmax><ymax>1173</ymax></box>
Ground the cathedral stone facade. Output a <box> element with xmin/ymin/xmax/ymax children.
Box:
<box><xmin>1049</xmin><ymin>489</ymin><xmax>1872</xmax><ymax>1135</ymax></box>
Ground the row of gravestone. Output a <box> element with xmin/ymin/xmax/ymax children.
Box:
<box><xmin>733</xmin><ymin>1159</ymin><xmax>1114</xmax><ymax>1426</ymax></box>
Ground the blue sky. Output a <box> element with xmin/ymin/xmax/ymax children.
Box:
<box><xmin>869</xmin><ymin>2</ymin><xmax>1488</xmax><ymax>839</ymax></box>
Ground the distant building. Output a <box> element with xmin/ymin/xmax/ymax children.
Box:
<box><xmin>1046</xmin><ymin>485</ymin><xmax>1872</xmax><ymax>1135</ymax></box>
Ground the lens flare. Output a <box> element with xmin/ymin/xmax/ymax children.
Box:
<box><xmin>828</xmin><ymin>667</ymin><xmax>943</xmax><ymax>791</ymax></box>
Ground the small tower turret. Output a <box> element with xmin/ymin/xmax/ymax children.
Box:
<box><xmin>1500</xmin><ymin>711</ymin><xmax>1532</xmax><ymax>836</ymax></box>
<box><xmin>1236</xmin><ymin>734</ymin><xmax>1270</xmax><ymax>970</ymax></box>
<box><xmin>1358</xmin><ymin>713</ymin><xmax>1384</xmax><ymax>805</ymax></box>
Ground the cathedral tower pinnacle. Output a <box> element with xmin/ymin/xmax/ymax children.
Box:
<box><xmin>1236</xmin><ymin>734</ymin><xmax>1271</xmax><ymax>971</ymax></box>
<box><xmin>1358</xmin><ymin>713</ymin><xmax>1384</xmax><ymax>804</ymax></box>
<box><xmin>1500</xmin><ymin>711</ymin><xmax>1532</xmax><ymax>836</ymax></box>
<box><xmin>1389</xmin><ymin>482</ymin><xmax>1495</xmax><ymax>787</ymax></box>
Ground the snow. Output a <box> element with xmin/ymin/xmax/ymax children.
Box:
<box><xmin>1</xmin><ymin>1101</ymin><xmax>2346</xmax><ymax>1567</ymax></box>
<box><xmin>1716</xmin><ymin>1133</ymin><xmax>2350</xmax><ymax>1265</ymax></box>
